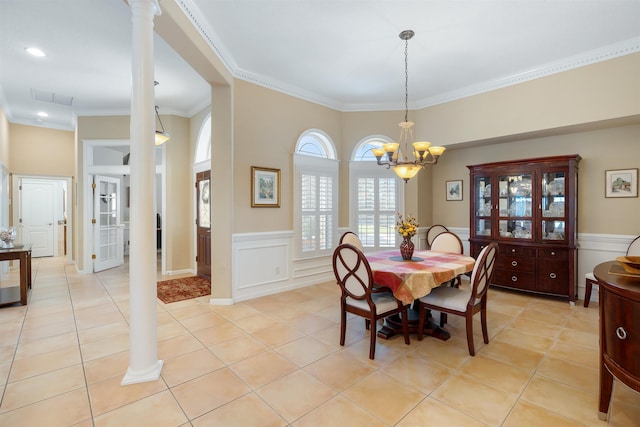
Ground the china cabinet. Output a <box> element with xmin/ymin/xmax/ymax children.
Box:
<box><xmin>468</xmin><ymin>155</ymin><xmax>581</xmax><ymax>303</ymax></box>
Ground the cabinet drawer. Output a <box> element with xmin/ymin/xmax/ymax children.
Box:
<box><xmin>538</xmin><ymin>248</ymin><xmax>568</xmax><ymax>260</ymax></box>
<box><xmin>537</xmin><ymin>265</ymin><xmax>568</xmax><ymax>294</ymax></box>
<box><xmin>471</xmin><ymin>243</ymin><xmax>492</xmax><ymax>259</ymax></box>
<box><xmin>496</xmin><ymin>256</ymin><xmax>536</xmax><ymax>272</ymax></box>
<box><xmin>499</xmin><ymin>245</ymin><xmax>536</xmax><ymax>258</ymax></box>
<box><xmin>601</xmin><ymin>290</ymin><xmax>640</xmax><ymax>379</ymax></box>
<box><xmin>495</xmin><ymin>269</ymin><xmax>536</xmax><ymax>290</ymax></box>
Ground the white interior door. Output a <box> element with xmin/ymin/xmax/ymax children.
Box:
<box><xmin>93</xmin><ymin>175</ymin><xmax>124</xmax><ymax>272</ymax></box>
<box><xmin>20</xmin><ymin>178</ymin><xmax>55</xmax><ymax>257</ymax></box>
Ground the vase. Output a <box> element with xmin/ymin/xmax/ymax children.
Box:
<box><xmin>399</xmin><ymin>236</ymin><xmax>414</xmax><ymax>260</ymax></box>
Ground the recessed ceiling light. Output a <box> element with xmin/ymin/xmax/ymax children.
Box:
<box><xmin>25</xmin><ymin>47</ymin><xmax>46</xmax><ymax>57</ymax></box>
<box><xmin>37</xmin><ymin>111</ymin><xmax>48</xmax><ymax>117</ymax></box>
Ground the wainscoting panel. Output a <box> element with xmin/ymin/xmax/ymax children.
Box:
<box><xmin>232</xmin><ymin>231</ymin><xmax>333</xmax><ymax>302</ymax></box>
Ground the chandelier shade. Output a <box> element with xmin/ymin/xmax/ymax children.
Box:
<box><xmin>373</xmin><ymin>30</ymin><xmax>445</xmax><ymax>182</ymax></box>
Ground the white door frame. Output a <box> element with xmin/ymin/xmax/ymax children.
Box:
<box><xmin>11</xmin><ymin>174</ymin><xmax>73</xmax><ymax>263</ymax></box>
<box><xmin>82</xmin><ymin>139</ymin><xmax>165</xmax><ymax>273</ymax></box>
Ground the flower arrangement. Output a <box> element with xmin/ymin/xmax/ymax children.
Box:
<box><xmin>395</xmin><ymin>212</ymin><xmax>418</xmax><ymax>238</ymax></box>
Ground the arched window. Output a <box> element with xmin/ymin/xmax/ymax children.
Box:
<box><xmin>350</xmin><ymin>136</ymin><xmax>403</xmax><ymax>249</ymax></box>
<box><xmin>194</xmin><ymin>114</ymin><xmax>211</xmax><ymax>168</ymax></box>
<box><xmin>294</xmin><ymin>129</ymin><xmax>338</xmax><ymax>257</ymax></box>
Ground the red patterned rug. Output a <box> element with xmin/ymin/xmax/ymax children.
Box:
<box><xmin>157</xmin><ymin>276</ymin><xmax>211</xmax><ymax>304</ymax></box>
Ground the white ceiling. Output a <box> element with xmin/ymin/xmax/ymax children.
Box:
<box><xmin>1</xmin><ymin>0</ymin><xmax>639</xmax><ymax>131</ymax></box>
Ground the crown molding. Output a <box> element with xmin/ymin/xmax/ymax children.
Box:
<box><xmin>175</xmin><ymin>1</ymin><xmax>640</xmax><ymax>113</ymax></box>
<box><xmin>414</xmin><ymin>37</ymin><xmax>640</xmax><ymax>110</ymax></box>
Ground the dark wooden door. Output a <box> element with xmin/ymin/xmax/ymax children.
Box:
<box><xmin>196</xmin><ymin>170</ymin><xmax>211</xmax><ymax>278</ymax></box>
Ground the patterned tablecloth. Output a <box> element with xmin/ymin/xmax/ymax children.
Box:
<box><xmin>366</xmin><ymin>250</ymin><xmax>476</xmax><ymax>305</ymax></box>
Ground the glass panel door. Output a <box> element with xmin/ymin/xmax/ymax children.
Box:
<box><xmin>474</xmin><ymin>175</ymin><xmax>492</xmax><ymax>237</ymax></box>
<box><xmin>498</xmin><ymin>173</ymin><xmax>533</xmax><ymax>239</ymax></box>
<box><xmin>541</xmin><ymin>171</ymin><xmax>566</xmax><ymax>241</ymax></box>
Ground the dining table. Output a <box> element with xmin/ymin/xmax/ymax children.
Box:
<box><xmin>366</xmin><ymin>249</ymin><xmax>476</xmax><ymax>341</ymax></box>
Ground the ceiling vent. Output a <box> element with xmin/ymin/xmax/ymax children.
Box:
<box><xmin>31</xmin><ymin>88</ymin><xmax>74</xmax><ymax>106</ymax></box>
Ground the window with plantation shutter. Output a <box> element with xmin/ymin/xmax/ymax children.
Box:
<box><xmin>350</xmin><ymin>137</ymin><xmax>403</xmax><ymax>249</ymax></box>
<box><xmin>294</xmin><ymin>130</ymin><xmax>338</xmax><ymax>258</ymax></box>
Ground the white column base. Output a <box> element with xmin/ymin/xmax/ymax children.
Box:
<box><xmin>121</xmin><ymin>360</ymin><xmax>164</xmax><ymax>386</ymax></box>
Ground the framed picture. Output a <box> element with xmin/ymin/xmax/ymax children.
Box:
<box><xmin>251</xmin><ymin>166</ymin><xmax>281</xmax><ymax>207</ymax></box>
<box><xmin>446</xmin><ymin>180</ymin><xmax>463</xmax><ymax>201</ymax></box>
<box><xmin>605</xmin><ymin>168</ymin><xmax>638</xmax><ymax>198</ymax></box>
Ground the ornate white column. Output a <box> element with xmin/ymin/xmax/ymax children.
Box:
<box><xmin>122</xmin><ymin>0</ymin><xmax>163</xmax><ymax>385</ymax></box>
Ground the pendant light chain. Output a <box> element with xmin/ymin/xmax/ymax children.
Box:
<box><xmin>404</xmin><ymin>36</ymin><xmax>409</xmax><ymax>123</ymax></box>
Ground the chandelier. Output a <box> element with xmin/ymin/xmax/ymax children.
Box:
<box><xmin>372</xmin><ymin>30</ymin><xmax>445</xmax><ymax>183</ymax></box>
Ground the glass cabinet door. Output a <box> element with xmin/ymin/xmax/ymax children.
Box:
<box><xmin>497</xmin><ymin>173</ymin><xmax>533</xmax><ymax>239</ymax></box>
<box><xmin>541</xmin><ymin>171</ymin><xmax>566</xmax><ymax>241</ymax></box>
<box><xmin>474</xmin><ymin>175</ymin><xmax>492</xmax><ymax>237</ymax></box>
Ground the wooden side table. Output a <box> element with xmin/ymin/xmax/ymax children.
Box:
<box><xmin>593</xmin><ymin>261</ymin><xmax>640</xmax><ymax>420</ymax></box>
<box><xmin>0</xmin><ymin>243</ymin><xmax>32</xmax><ymax>307</ymax></box>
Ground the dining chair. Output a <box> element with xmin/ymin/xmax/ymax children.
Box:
<box><xmin>426</xmin><ymin>224</ymin><xmax>449</xmax><ymax>249</ymax></box>
<box><xmin>339</xmin><ymin>231</ymin><xmax>364</xmax><ymax>252</ymax></box>
<box><xmin>332</xmin><ymin>243</ymin><xmax>410</xmax><ymax>359</ymax></box>
<box><xmin>584</xmin><ymin>235</ymin><xmax>640</xmax><ymax>307</ymax></box>
<box><xmin>416</xmin><ymin>242</ymin><xmax>498</xmax><ymax>356</ymax></box>
<box><xmin>430</xmin><ymin>231</ymin><xmax>464</xmax><ymax>288</ymax></box>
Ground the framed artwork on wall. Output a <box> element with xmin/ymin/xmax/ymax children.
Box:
<box><xmin>605</xmin><ymin>168</ymin><xmax>638</xmax><ymax>198</ymax></box>
<box><xmin>251</xmin><ymin>166</ymin><xmax>281</xmax><ymax>207</ymax></box>
<box><xmin>446</xmin><ymin>180</ymin><xmax>463</xmax><ymax>201</ymax></box>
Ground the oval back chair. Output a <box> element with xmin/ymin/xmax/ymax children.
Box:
<box><xmin>332</xmin><ymin>243</ymin><xmax>409</xmax><ymax>359</ymax></box>
<box><xmin>426</xmin><ymin>225</ymin><xmax>449</xmax><ymax>249</ymax></box>
<box><xmin>339</xmin><ymin>231</ymin><xmax>364</xmax><ymax>252</ymax></box>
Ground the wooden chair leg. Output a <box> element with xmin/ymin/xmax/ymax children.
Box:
<box><xmin>339</xmin><ymin>310</ymin><xmax>347</xmax><ymax>346</ymax></box>
<box><xmin>481</xmin><ymin>306</ymin><xmax>489</xmax><ymax>345</ymax></box>
<box><xmin>439</xmin><ymin>312</ymin><xmax>447</xmax><ymax>327</ymax></box>
<box><xmin>465</xmin><ymin>313</ymin><xmax>476</xmax><ymax>356</ymax></box>
<box><xmin>584</xmin><ymin>278</ymin><xmax>595</xmax><ymax>308</ymax></box>
<box><xmin>417</xmin><ymin>303</ymin><xmax>426</xmax><ymax>341</ymax></box>
<box><xmin>368</xmin><ymin>315</ymin><xmax>377</xmax><ymax>359</ymax></box>
<box><xmin>401</xmin><ymin>307</ymin><xmax>410</xmax><ymax>345</ymax></box>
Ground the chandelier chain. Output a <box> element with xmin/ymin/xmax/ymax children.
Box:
<box><xmin>404</xmin><ymin>37</ymin><xmax>409</xmax><ymax>123</ymax></box>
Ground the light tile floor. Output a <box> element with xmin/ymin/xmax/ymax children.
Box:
<box><xmin>0</xmin><ymin>256</ymin><xmax>639</xmax><ymax>426</ymax></box>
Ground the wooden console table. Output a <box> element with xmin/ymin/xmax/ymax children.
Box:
<box><xmin>0</xmin><ymin>243</ymin><xmax>32</xmax><ymax>307</ymax></box>
<box><xmin>594</xmin><ymin>261</ymin><xmax>640</xmax><ymax>420</ymax></box>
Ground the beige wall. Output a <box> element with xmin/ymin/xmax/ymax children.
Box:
<box><xmin>162</xmin><ymin>115</ymin><xmax>193</xmax><ymax>271</ymax></box>
<box><xmin>431</xmin><ymin>124</ymin><xmax>640</xmax><ymax>234</ymax></box>
<box><xmin>230</xmin><ymin>53</ymin><xmax>640</xmax><ymax>237</ymax></box>
<box><xmin>232</xmin><ymin>80</ymin><xmax>342</xmax><ymax>233</ymax></box>
<box><xmin>9</xmin><ymin>123</ymin><xmax>74</xmax><ymax>176</ymax></box>
<box><xmin>414</xmin><ymin>53</ymin><xmax>640</xmax><ymax>146</ymax></box>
